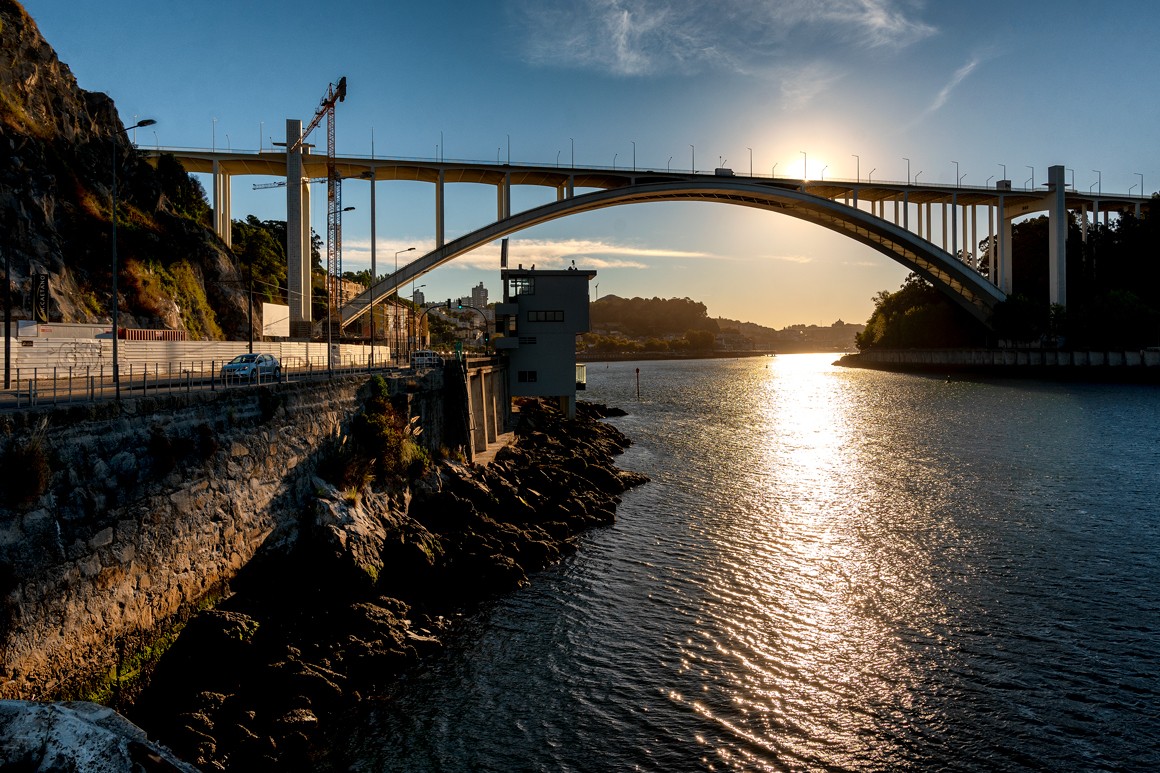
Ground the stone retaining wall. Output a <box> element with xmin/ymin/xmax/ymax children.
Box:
<box><xmin>0</xmin><ymin>371</ymin><xmax>446</xmax><ymax>700</ymax></box>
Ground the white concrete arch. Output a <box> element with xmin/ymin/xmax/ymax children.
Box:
<box><xmin>341</xmin><ymin>179</ymin><xmax>1007</xmax><ymax>327</ymax></box>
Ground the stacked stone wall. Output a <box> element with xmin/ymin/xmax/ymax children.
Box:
<box><xmin>0</xmin><ymin>371</ymin><xmax>445</xmax><ymax>700</ymax></box>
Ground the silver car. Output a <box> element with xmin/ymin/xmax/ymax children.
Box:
<box><xmin>220</xmin><ymin>353</ymin><xmax>282</xmax><ymax>383</ymax></box>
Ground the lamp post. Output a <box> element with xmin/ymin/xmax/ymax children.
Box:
<box><xmin>852</xmin><ymin>154</ymin><xmax>859</xmax><ymax>183</ymax></box>
<box><xmin>111</xmin><ymin>117</ymin><xmax>156</xmax><ymax>401</ymax></box>
<box><xmin>820</xmin><ymin>164</ymin><xmax>828</xmax><ymax>181</ymax></box>
<box><xmin>411</xmin><ymin>283</ymin><xmax>425</xmax><ymax>354</ymax></box>
<box><xmin>748</xmin><ymin>147</ymin><xmax>753</xmax><ymax>177</ymax></box>
<box><xmin>800</xmin><ymin>150</ymin><xmax>807</xmax><ymax>179</ymax></box>
<box><xmin>868</xmin><ymin>167</ymin><xmax>875</xmax><ymax>183</ymax></box>
<box><xmin>326</xmin><ymin>204</ymin><xmax>356</xmax><ymax>375</ymax></box>
<box><xmin>1093</xmin><ymin>170</ymin><xmax>1101</xmax><ymax>196</ymax></box>
<box><xmin>690</xmin><ymin>144</ymin><xmax>694</xmax><ymax>174</ymax></box>
<box><xmin>613</xmin><ymin>153</ymin><xmax>617</xmax><ymax>170</ymax></box>
<box><xmin>1137</xmin><ymin>172</ymin><xmax>1144</xmax><ymax>198</ymax></box>
<box><xmin>903</xmin><ymin>157</ymin><xmax>910</xmax><ymax>184</ymax></box>
<box><xmin>915</xmin><ymin>170</ymin><xmax>923</xmax><ymax>183</ymax></box>
<box><xmin>1000</xmin><ymin>163</ymin><xmax>1006</xmax><ymax>182</ymax></box>
<box><xmin>570</xmin><ymin>137</ymin><xmax>574</xmax><ymax>167</ymax></box>
<box><xmin>1026</xmin><ymin>165</ymin><xmax>1034</xmax><ymax>189</ymax></box>
<box><xmin>632</xmin><ymin>140</ymin><xmax>636</xmax><ymax>172</ymax></box>
<box><xmin>953</xmin><ymin>160</ymin><xmax>959</xmax><ymax>188</ymax></box>
<box><xmin>394</xmin><ymin>247</ymin><xmax>414</xmax><ymax>364</ymax></box>
<box><xmin>364</xmin><ymin>168</ymin><xmax>378</xmax><ymax>367</ymax></box>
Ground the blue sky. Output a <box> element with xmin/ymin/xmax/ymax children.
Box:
<box><xmin>22</xmin><ymin>0</ymin><xmax>1160</xmax><ymax>328</ymax></box>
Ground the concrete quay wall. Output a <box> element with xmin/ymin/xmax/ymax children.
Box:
<box><xmin>0</xmin><ymin>371</ymin><xmax>448</xmax><ymax>700</ymax></box>
<box><xmin>840</xmin><ymin>348</ymin><xmax>1160</xmax><ymax>378</ymax></box>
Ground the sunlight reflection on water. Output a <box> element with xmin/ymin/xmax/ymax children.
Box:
<box><xmin>341</xmin><ymin>355</ymin><xmax>1160</xmax><ymax>773</ymax></box>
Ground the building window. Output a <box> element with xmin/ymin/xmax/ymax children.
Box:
<box><xmin>517</xmin><ymin>370</ymin><xmax>538</xmax><ymax>383</ymax></box>
<box><xmin>518</xmin><ymin>336</ymin><xmax>537</xmax><ymax>345</ymax></box>
<box><xmin>508</xmin><ymin>277</ymin><xmax>535</xmax><ymax>297</ymax></box>
<box><xmin>527</xmin><ymin>310</ymin><xmax>564</xmax><ymax>322</ymax></box>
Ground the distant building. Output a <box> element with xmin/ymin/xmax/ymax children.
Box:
<box><xmin>412</xmin><ymin>288</ymin><xmax>425</xmax><ymax>305</ymax></box>
<box><xmin>471</xmin><ymin>281</ymin><xmax>488</xmax><ymax>308</ymax></box>
<box><xmin>495</xmin><ymin>266</ymin><xmax>595</xmax><ymax>419</ymax></box>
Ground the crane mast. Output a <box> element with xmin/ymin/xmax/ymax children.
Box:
<box><xmin>292</xmin><ymin>76</ymin><xmax>347</xmax><ymax>333</ymax></box>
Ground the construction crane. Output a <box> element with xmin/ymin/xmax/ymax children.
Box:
<box><xmin>290</xmin><ymin>76</ymin><xmax>347</xmax><ymax>330</ymax></box>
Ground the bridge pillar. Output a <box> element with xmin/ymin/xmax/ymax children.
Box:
<box><xmin>951</xmin><ymin>195</ymin><xmax>957</xmax><ymax>258</ymax></box>
<box><xmin>1047</xmin><ymin>164</ymin><xmax>1067</xmax><ymax>306</ymax></box>
<box><xmin>286</xmin><ymin>119</ymin><xmax>312</xmax><ymax>336</ymax></box>
<box><xmin>211</xmin><ymin>161</ymin><xmax>231</xmax><ymax>248</ymax></box>
<box><xmin>987</xmin><ymin>204</ymin><xmax>996</xmax><ymax>278</ymax></box>
<box><xmin>903</xmin><ymin>191</ymin><xmax>909</xmax><ymax>230</ymax></box>
<box><xmin>436</xmin><ymin>169</ymin><xmax>445</xmax><ymax>248</ymax></box>
<box><xmin>1080</xmin><ymin>203</ymin><xmax>1088</xmax><ymax>243</ymax></box>
<box><xmin>999</xmin><ymin>195</ymin><xmax>1013</xmax><ymax>294</ymax></box>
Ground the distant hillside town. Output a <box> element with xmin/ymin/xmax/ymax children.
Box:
<box><xmin>581</xmin><ymin>295</ymin><xmax>863</xmax><ymax>355</ymax></box>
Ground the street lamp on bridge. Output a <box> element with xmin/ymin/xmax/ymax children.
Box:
<box><xmin>800</xmin><ymin>151</ymin><xmax>807</xmax><ymax>179</ymax></box>
<box><xmin>852</xmin><ymin>154</ymin><xmax>859</xmax><ymax>183</ymax></box>
<box><xmin>953</xmin><ymin>161</ymin><xmax>959</xmax><ymax>188</ymax></box>
<box><xmin>868</xmin><ymin>168</ymin><xmax>875</xmax><ymax>183</ymax></box>
<box><xmin>1092</xmin><ymin>170</ymin><xmax>1101</xmax><ymax>196</ymax></box>
<box><xmin>903</xmin><ymin>157</ymin><xmax>910</xmax><ymax>185</ymax></box>
<box><xmin>112</xmin><ymin>117</ymin><xmax>157</xmax><ymax>401</ymax></box>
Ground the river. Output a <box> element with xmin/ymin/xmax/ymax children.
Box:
<box><xmin>338</xmin><ymin>354</ymin><xmax>1160</xmax><ymax>771</ymax></box>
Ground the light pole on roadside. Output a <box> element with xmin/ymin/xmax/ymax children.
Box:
<box><xmin>112</xmin><ymin>117</ymin><xmax>156</xmax><ymax>401</ymax></box>
<box><xmin>394</xmin><ymin>247</ymin><xmax>414</xmax><ymax>364</ymax></box>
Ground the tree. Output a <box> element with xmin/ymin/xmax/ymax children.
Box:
<box><xmin>855</xmin><ymin>274</ymin><xmax>988</xmax><ymax>350</ymax></box>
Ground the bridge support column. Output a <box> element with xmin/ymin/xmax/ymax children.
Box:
<box><xmin>1080</xmin><ymin>203</ymin><xmax>1088</xmax><ymax>243</ymax></box>
<box><xmin>903</xmin><ymin>191</ymin><xmax>909</xmax><ymax>231</ymax></box>
<box><xmin>286</xmin><ymin>119</ymin><xmax>312</xmax><ymax>337</ymax></box>
<box><xmin>1047</xmin><ymin>164</ymin><xmax>1067</xmax><ymax>306</ymax></box>
<box><xmin>211</xmin><ymin>161</ymin><xmax>232</xmax><ymax>248</ymax></box>
<box><xmin>987</xmin><ymin>204</ymin><xmax>995</xmax><ymax>279</ymax></box>
<box><xmin>497</xmin><ymin>173</ymin><xmax>512</xmax><ymax>220</ymax></box>
<box><xmin>999</xmin><ymin>195</ymin><xmax>1013</xmax><ymax>294</ymax></box>
<box><xmin>970</xmin><ymin>205</ymin><xmax>978</xmax><ymax>268</ymax></box>
<box><xmin>567</xmin><ymin>174</ymin><xmax>574</xmax><ymax>198</ymax></box>
<box><xmin>951</xmin><ymin>195</ymin><xmax>958</xmax><ymax>258</ymax></box>
<box><xmin>436</xmin><ymin>169</ymin><xmax>445</xmax><ymax>248</ymax></box>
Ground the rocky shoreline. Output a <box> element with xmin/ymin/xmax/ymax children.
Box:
<box><xmin>114</xmin><ymin>398</ymin><xmax>646</xmax><ymax>771</ymax></box>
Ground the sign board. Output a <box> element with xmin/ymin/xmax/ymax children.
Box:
<box><xmin>261</xmin><ymin>302</ymin><xmax>290</xmax><ymax>337</ymax></box>
<box><xmin>31</xmin><ymin>274</ymin><xmax>49</xmax><ymax>323</ymax></box>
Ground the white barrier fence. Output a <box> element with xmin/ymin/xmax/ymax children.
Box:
<box><xmin>3</xmin><ymin>338</ymin><xmax>394</xmax><ymax>372</ymax></box>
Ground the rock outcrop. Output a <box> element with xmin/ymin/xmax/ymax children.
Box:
<box><xmin>126</xmin><ymin>398</ymin><xmax>647</xmax><ymax>771</ymax></box>
<box><xmin>0</xmin><ymin>700</ymin><xmax>199</xmax><ymax>772</ymax></box>
<box><xmin>0</xmin><ymin>0</ymin><xmax>247</xmax><ymax>335</ymax></box>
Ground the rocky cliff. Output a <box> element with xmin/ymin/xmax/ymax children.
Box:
<box><xmin>0</xmin><ymin>0</ymin><xmax>246</xmax><ymax>337</ymax></box>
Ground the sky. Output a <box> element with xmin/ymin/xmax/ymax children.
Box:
<box><xmin>20</xmin><ymin>0</ymin><xmax>1160</xmax><ymax>329</ymax></box>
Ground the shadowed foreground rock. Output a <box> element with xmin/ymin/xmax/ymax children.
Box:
<box><xmin>124</xmin><ymin>399</ymin><xmax>646</xmax><ymax>771</ymax></box>
<box><xmin>0</xmin><ymin>700</ymin><xmax>199</xmax><ymax>772</ymax></box>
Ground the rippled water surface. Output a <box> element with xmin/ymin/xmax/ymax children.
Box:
<box><xmin>342</xmin><ymin>355</ymin><xmax>1160</xmax><ymax>771</ymax></box>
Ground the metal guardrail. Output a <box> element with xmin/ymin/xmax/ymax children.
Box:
<box><xmin>0</xmin><ymin>357</ymin><xmax>425</xmax><ymax>411</ymax></box>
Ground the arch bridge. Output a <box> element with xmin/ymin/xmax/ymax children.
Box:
<box><xmin>153</xmin><ymin>129</ymin><xmax>1150</xmax><ymax>333</ymax></box>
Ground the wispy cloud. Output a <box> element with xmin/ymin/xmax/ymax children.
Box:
<box><xmin>762</xmin><ymin>253</ymin><xmax>814</xmax><ymax>264</ymax></box>
<box><xmin>926</xmin><ymin>56</ymin><xmax>979</xmax><ymax>114</ymax></box>
<box><xmin>341</xmin><ymin>237</ymin><xmax>718</xmax><ymax>273</ymax></box>
<box><xmin>899</xmin><ymin>52</ymin><xmax>986</xmax><ymax>130</ymax></box>
<box><xmin>512</xmin><ymin>0</ymin><xmax>937</xmax><ymax>78</ymax></box>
